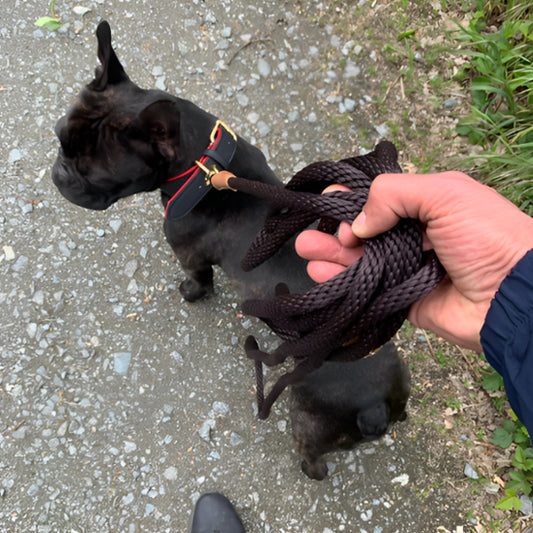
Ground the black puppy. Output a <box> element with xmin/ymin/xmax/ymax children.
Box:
<box><xmin>290</xmin><ymin>342</ymin><xmax>411</xmax><ymax>480</ymax></box>
<box><xmin>52</xmin><ymin>21</ymin><xmax>311</xmax><ymax>301</ymax></box>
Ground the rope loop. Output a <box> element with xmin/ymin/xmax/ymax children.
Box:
<box><xmin>227</xmin><ymin>141</ymin><xmax>445</xmax><ymax>419</ymax></box>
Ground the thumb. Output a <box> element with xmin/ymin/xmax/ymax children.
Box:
<box><xmin>351</xmin><ymin>173</ymin><xmax>404</xmax><ymax>239</ymax></box>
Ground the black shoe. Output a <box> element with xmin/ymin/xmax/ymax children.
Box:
<box><xmin>190</xmin><ymin>492</ymin><xmax>245</xmax><ymax>533</ymax></box>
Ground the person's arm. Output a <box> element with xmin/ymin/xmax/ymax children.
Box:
<box><xmin>480</xmin><ymin>250</ymin><xmax>533</xmax><ymax>436</ymax></box>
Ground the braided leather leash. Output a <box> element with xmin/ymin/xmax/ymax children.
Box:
<box><xmin>213</xmin><ymin>141</ymin><xmax>445</xmax><ymax>419</ymax></box>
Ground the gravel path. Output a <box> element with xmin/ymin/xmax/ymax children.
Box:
<box><xmin>1</xmin><ymin>2</ymin><xmax>468</xmax><ymax>531</ymax></box>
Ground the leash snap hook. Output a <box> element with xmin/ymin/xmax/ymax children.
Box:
<box><xmin>195</xmin><ymin>160</ymin><xmax>219</xmax><ymax>185</ymax></box>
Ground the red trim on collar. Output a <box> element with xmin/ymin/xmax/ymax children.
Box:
<box><xmin>163</xmin><ymin>121</ymin><xmax>237</xmax><ymax>220</ymax></box>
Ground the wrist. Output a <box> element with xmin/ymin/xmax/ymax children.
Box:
<box><xmin>407</xmin><ymin>282</ymin><xmax>485</xmax><ymax>352</ymax></box>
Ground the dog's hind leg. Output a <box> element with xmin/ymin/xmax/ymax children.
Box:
<box><xmin>179</xmin><ymin>265</ymin><xmax>214</xmax><ymax>302</ymax></box>
<box><xmin>301</xmin><ymin>453</ymin><xmax>328</xmax><ymax>481</ymax></box>
<box><xmin>356</xmin><ymin>402</ymin><xmax>390</xmax><ymax>439</ymax></box>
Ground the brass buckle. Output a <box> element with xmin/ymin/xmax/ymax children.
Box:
<box><xmin>209</xmin><ymin>119</ymin><xmax>237</xmax><ymax>143</ymax></box>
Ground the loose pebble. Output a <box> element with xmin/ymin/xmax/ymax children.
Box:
<box><xmin>114</xmin><ymin>352</ymin><xmax>132</xmax><ymax>375</ymax></box>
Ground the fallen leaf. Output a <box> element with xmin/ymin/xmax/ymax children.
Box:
<box><xmin>492</xmin><ymin>474</ymin><xmax>505</xmax><ymax>487</ymax></box>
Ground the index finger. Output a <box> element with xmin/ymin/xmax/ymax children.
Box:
<box><xmin>352</xmin><ymin>171</ymin><xmax>476</xmax><ymax>239</ymax></box>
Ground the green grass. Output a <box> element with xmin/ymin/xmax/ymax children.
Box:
<box><xmin>445</xmin><ymin>396</ymin><xmax>461</xmax><ymax>410</ymax></box>
<box><xmin>452</xmin><ymin>0</ymin><xmax>533</xmax><ymax>213</ymax></box>
<box><xmin>328</xmin><ymin>113</ymin><xmax>352</xmax><ymax>128</ymax></box>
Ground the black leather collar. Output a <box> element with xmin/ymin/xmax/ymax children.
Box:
<box><xmin>163</xmin><ymin>121</ymin><xmax>237</xmax><ymax>220</ymax></box>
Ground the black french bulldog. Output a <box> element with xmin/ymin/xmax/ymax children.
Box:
<box><xmin>52</xmin><ymin>20</ymin><xmax>311</xmax><ymax>302</ymax></box>
<box><xmin>290</xmin><ymin>342</ymin><xmax>411</xmax><ymax>480</ymax></box>
<box><xmin>52</xmin><ymin>21</ymin><xmax>411</xmax><ymax>479</ymax></box>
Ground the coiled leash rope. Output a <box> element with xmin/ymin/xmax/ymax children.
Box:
<box><xmin>213</xmin><ymin>141</ymin><xmax>445</xmax><ymax>419</ymax></box>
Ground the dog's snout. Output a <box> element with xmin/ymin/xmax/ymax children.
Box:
<box><xmin>51</xmin><ymin>156</ymin><xmax>70</xmax><ymax>187</ymax></box>
<box><xmin>54</xmin><ymin>116</ymin><xmax>70</xmax><ymax>149</ymax></box>
<box><xmin>54</xmin><ymin>116</ymin><xmax>66</xmax><ymax>138</ymax></box>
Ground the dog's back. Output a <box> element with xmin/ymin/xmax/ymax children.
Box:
<box><xmin>290</xmin><ymin>342</ymin><xmax>410</xmax><ymax>480</ymax></box>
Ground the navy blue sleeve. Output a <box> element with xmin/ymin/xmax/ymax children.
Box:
<box><xmin>480</xmin><ymin>249</ymin><xmax>533</xmax><ymax>438</ymax></box>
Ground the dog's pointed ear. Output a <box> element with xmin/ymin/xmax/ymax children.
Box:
<box><xmin>90</xmin><ymin>21</ymin><xmax>129</xmax><ymax>91</ymax></box>
<box><xmin>138</xmin><ymin>101</ymin><xmax>181</xmax><ymax>161</ymax></box>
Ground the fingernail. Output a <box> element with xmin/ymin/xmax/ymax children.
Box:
<box><xmin>352</xmin><ymin>211</ymin><xmax>366</xmax><ymax>235</ymax></box>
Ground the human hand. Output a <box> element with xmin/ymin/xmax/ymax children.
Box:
<box><xmin>295</xmin><ymin>171</ymin><xmax>533</xmax><ymax>351</ymax></box>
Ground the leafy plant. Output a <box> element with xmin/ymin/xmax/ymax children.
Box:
<box><xmin>35</xmin><ymin>1</ymin><xmax>62</xmax><ymax>32</ymax></box>
<box><xmin>452</xmin><ymin>1</ymin><xmax>533</xmax><ymax>213</ymax></box>
<box><xmin>482</xmin><ymin>366</ymin><xmax>504</xmax><ymax>392</ymax></box>
<box><xmin>481</xmin><ymin>367</ymin><xmax>533</xmax><ymax>511</ymax></box>
<box><xmin>495</xmin><ymin>489</ymin><xmax>522</xmax><ymax>512</ymax></box>
<box><xmin>490</xmin><ymin>421</ymin><xmax>514</xmax><ymax>449</ymax></box>
<box><xmin>508</xmin><ymin>446</ymin><xmax>533</xmax><ymax>496</ymax></box>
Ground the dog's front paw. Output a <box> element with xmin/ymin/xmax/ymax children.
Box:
<box><xmin>301</xmin><ymin>459</ymin><xmax>328</xmax><ymax>481</ymax></box>
<box><xmin>179</xmin><ymin>278</ymin><xmax>213</xmax><ymax>302</ymax></box>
